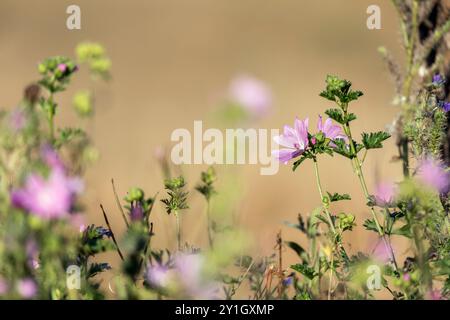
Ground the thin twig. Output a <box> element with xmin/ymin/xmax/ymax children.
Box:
<box><xmin>100</xmin><ymin>204</ymin><xmax>124</xmax><ymax>261</ymax></box>
<box><xmin>111</xmin><ymin>178</ymin><xmax>129</xmax><ymax>228</ymax></box>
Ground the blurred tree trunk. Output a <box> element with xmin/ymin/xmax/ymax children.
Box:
<box><xmin>419</xmin><ymin>0</ymin><xmax>450</xmax><ymax>165</ymax></box>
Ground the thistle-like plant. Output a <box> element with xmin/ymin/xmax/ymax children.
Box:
<box><xmin>196</xmin><ymin>166</ymin><xmax>217</xmax><ymax>248</ymax></box>
<box><xmin>161</xmin><ymin>176</ymin><xmax>189</xmax><ymax>251</ymax></box>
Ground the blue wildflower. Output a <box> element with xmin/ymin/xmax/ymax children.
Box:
<box><xmin>438</xmin><ymin>101</ymin><xmax>450</xmax><ymax>112</ymax></box>
<box><xmin>432</xmin><ymin>74</ymin><xmax>445</xmax><ymax>86</ymax></box>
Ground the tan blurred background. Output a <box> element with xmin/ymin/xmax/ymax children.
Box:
<box><xmin>0</xmin><ymin>0</ymin><xmax>408</xmax><ymax>283</ymax></box>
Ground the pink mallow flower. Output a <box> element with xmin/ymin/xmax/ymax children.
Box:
<box><xmin>272</xmin><ymin>118</ymin><xmax>309</xmax><ymax>164</ymax></box>
<box><xmin>416</xmin><ymin>157</ymin><xmax>450</xmax><ymax>193</ymax></box>
<box><xmin>11</xmin><ymin>167</ymin><xmax>83</xmax><ymax>219</ymax></box>
<box><xmin>371</xmin><ymin>239</ymin><xmax>394</xmax><ymax>264</ymax></box>
<box><xmin>17</xmin><ymin>278</ymin><xmax>37</xmax><ymax>299</ymax></box>
<box><xmin>229</xmin><ymin>75</ymin><xmax>272</xmax><ymax>118</ymax></box>
<box><xmin>316</xmin><ymin>115</ymin><xmax>347</xmax><ymax>141</ymax></box>
<box><xmin>374</xmin><ymin>182</ymin><xmax>397</xmax><ymax>206</ymax></box>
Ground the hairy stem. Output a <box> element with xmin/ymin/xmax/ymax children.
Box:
<box><xmin>313</xmin><ymin>159</ymin><xmax>336</xmax><ymax>234</ymax></box>
<box><xmin>175</xmin><ymin>211</ymin><xmax>181</xmax><ymax>251</ymax></box>
<box><xmin>341</xmin><ymin>107</ymin><xmax>399</xmax><ymax>272</ymax></box>
<box><xmin>47</xmin><ymin>93</ymin><xmax>55</xmax><ymax>144</ymax></box>
<box><xmin>313</xmin><ymin>158</ymin><xmax>341</xmax><ymax>299</ymax></box>
<box><xmin>206</xmin><ymin>200</ymin><xmax>214</xmax><ymax>248</ymax></box>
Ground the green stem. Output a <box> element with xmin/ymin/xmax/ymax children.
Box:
<box><xmin>47</xmin><ymin>93</ymin><xmax>55</xmax><ymax>144</ymax></box>
<box><xmin>313</xmin><ymin>158</ymin><xmax>342</xmax><ymax>300</ymax></box>
<box><xmin>206</xmin><ymin>200</ymin><xmax>214</xmax><ymax>249</ymax></box>
<box><xmin>341</xmin><ymin>108</ymin><xmax>399</xmax><ymax>272</ymax></box>
<box><xmin>411</xmin><ymin>221</ymin><xmax>432</xmax><ymax>296</ymax></box>
<box><xmin>313</xmin><ymin>159</ymin><xmax>336</xmax><ymax>234</ymax></box>
<box><xmin>175</xmin><ymin>211</ymin><xmax>181</xmax><ymax>251</ymax></box>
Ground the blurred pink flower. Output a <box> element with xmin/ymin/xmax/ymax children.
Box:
<box><xmin>146</xmin><ymin>264</ymin><xmax>171</xmax><ymax>288</ymax></box>
<box><xmin>41</xmin><ymin>145</ymin><xmax>65</xmax><ymax>171</ymax></box>
<box><xmin>26</xmin><ymin>240</ymin><xmax>39</xmax><ymax>270</ymax></box>
<box><xmin>57</xmin><ymin>63</ymin><xmax>67</xmax><ymax>73</ymax></box>
<box><xmin>9</xmin><ymin>107</ymin><xmax>27</xmax><ymax>132</ymax></box>
<box><xmin>11</xmin><ymin>167</ymin><xmax>83</xmax><ymax>219</ymax></box>
<box><xmin>69</xmin><ymin>213</ymin><xmax>86</xmax><ymax>232</ymax></box>
<box><xmin>229</xmin><ymin>75</ymin><xmax>272</xmax><ymax>118</ymax></box>
<box><xmin>374</xmin><ymin>182</ymin><xmax>397</xmax><ymax>206</ymax></box>
<box><xmin>17</xmin><ymin>278</ymin><xmax>37</xmax><ymax>299</ymax></box>
<box><xmin>0</xmin><ymin>277</ymin><xmax>8</xmax><ymax>295</ymax></box>
<box><xmin>146</xmin><ymin>253</ymin><xmax>220</xmax><ymax>299</ymax></box>
<box><xmin>427</xmin><ymin>289</ymin><xmax>444</xmax><ymax>300</ymax></box>
<box><xmin>174</xmin><ymin>253</ymin><xmax>220</xmax><ymax>299</ymax></box>
<box><xmin>272</xmin><ymin>118</ymin><xmax>309</xmax><ymax>164</ymax></box>
<box><xmin>372</xmin><ymin>240</ymin><xmax>394</xmax><ymax>264</ymax></box>
<box><xmin>416</xmin><ymin>157</ymin><xmax>449</xmax><ymax>193</ymax></box>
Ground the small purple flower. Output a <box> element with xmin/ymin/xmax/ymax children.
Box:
<box><xmin>229</xmin><ymin>75</ymin><xmax>272</xmax><ymax>118</ymax></box>
<box><xmin>416</xmin><ymin>157</ymin><xmax>449</xmax><ymax>193</ymax></box>
<box><xmin>272</xmin><ymin>118</ymin><xmax>309</xmax><ymax>164</ymax></box>
<box><xmin>432</xmin><ymin>74</ymin><xmax>444</xmax><ymax>85</ymax></box>
<box><xmin>130</xmin><ymin>202</ymin><xmax>144</xmax><ymax>221</ymax></box>
<box><xmin>374</xmin><ymin>182</ymin><xmax>397</xmax><ymax>206</ymax></box>
<box><xmin>316</xmin><ymin>115</ymin><xmax>347</xmax><ymax>141</ymax></box>
<box><xmin>95</xmin><ymin>226</ymin><xmax>112</xmax><ymax>238</ymax></box>
<box><xmin>403</xmin><ymin>273</ymin><xmax>410</xmax><ymax>282</ymax></box>
<box><xmin>17</xmin><ymin>278</ymin><xmax>37</xmax><ymax>299</ymax></box>
<box><xmin>282</xmin><ymin>276</ymin><xmax>293</xmax><ymax>286</ymax></box>
<box><xmin>439</xmin><ymin>101</ymin><xmax>450</xmax><ymax>112</ymax></box>
<box><xmin>11</xmin><ymin>168</ymin><xmax>82</xmax><ymax>219</ymax></box>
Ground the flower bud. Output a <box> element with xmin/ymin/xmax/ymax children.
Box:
<box><xmin>125</xmin><ymin>187</ymin><xmax>144</xmax><ymax>202</ymax></box>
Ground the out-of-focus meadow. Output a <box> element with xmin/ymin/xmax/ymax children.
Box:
<box><xmin>0</xmin><ymin>0</ymin><xmax>408</xmax><ymax>286</ymax></box>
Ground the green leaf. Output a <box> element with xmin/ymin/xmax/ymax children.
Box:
<box><xmin>292</xmin><ymin>154</ymin><xmax>313</xmax><ymax>171</ymax></box>
<box><xmin>319</xmin><ymin>75</ymin><xmax>364</xmax><ymax>104</ymax></box>
<box><xmin>291</xmin><ymin>264</ymin><xmax>317</xmax><ymax>280</ymax></box>
<box><xmin>362</xmin><ymin>131</ymin><xmax>391</xmax><ymax>149</ymax></box>
<box><xmin>285</xmin><ymin>241</ymin><xmax>308</xmax><ymax>263</ymax></box>
<box><xmin>325</xmin><ymin>108</ymin><xmax>357</xmax><ymax>125</ymax></box>
<box><xmin>55</xmin><ymin>127</ymin><xmax>86</xmax><ymax>148</ymax></box>
<box><xmin>332</xmin><ymin>139</ymin><xmax>353</xmax><ymax>158</ymax></box>
<box><xmin>363</xmin><ymin>218</ymin><xmax>383</xmax><ymax>234</ymax></box>
<box><xmin>327</xmin><ymin>192</ymin><xmax>351</xmax><ymax>202</ymax></box>
<box><xmin>390</xmin><ymin>224</ymin><xmax>412</xmax><ymax>238</ymax></box>
<box><xmin>344</xmin><ymin>90</ymin><xmax>364</xmax><ymax>103</ymax></box>
<box><xmin>337</xmin><ymin>213</ymin><xmax>356</xmax><ymax>232</ymax></box>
